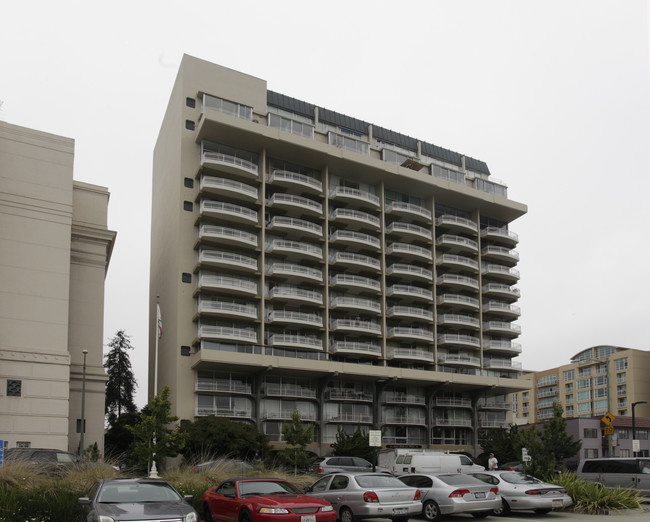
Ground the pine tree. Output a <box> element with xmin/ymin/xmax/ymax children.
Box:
<box><xmin>281</xmin><ymin>409</ymin><xmax>314</xmax><ymax>473</ymax></box>
<box><xmin>104</xmin><ymin>330</ymin><xmax>137</xmax><ymax>425</ymax></box>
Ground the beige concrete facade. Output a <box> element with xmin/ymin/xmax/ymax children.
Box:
<box><xmin>150</xmin><ymin>55</ymin><xmax>529</xmax><ymax>456</ymax></box>
<box><xmin>0</xmin><ymin>122</ymin><xmax>116</xmax><ymax>454</ymax></box>
<box><xmin>513</xmin><ymin>345</ymin><xmax>650</xmax><ymax>423</ymax></box>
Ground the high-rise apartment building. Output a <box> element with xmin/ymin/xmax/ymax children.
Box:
<box><xmin>150</xmin><ymin>55</ymin><xmax>528</xmax><ymax>456</ymax></box>
<box><xmin>0</xmin><ymin>122</ymin><xmax>116</xmax><ymax>454</ymax></box>
<box><xmin>514</xmin><ymin>345</ymin><xmax>650</xmax><ymax>423</ymax></box>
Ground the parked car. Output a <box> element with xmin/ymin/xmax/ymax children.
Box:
<box><xmin>398</xmin><ymin>473</ymin><xmax>501</xmax><ymax>521</ymax></box>
<box><xmin>201</xmin><ymin>477</ymin><xmax>336</xmax><ymax>522</ymax></box>
<box><xmin>498</xmin><ymin>461</ymin><xmax>524</xmax><ymax>472</ymax></box>
<box><xmin>470</xmin><ymin>471</ymin><xmax>572</xmax><ymax>515</ymax></box>
<box><xmin>78</xmin><ymin>477</ymin><xmax>199</xmax><ymax>522</ymax></box>
<box><xmin>577</xmin><ymin>457</ymin><xmax>650</xmax><ymax>495</ymax></box>
<box><xmin>304</xmin><ymin>472</ymin><xmax>422</xmax><ymax>522</ymax></box>
<box><xmin>191</xmin><ymin>458</ymin><xmax>257</xmax><ymax>473</ymax></box>
<box><xmin>394</xmin><ymin>453</ymin><xmax>485</xmax><ymax>474</ymax></box>
<box><xmin>309</xmin><ymin>456</ymin><xmax>391</xmax><ymax>474</ymax></box>
<box><xmin>6</xmin><ymin>447</ymin><xmax>81</xmax><ymax>475</ymax></box>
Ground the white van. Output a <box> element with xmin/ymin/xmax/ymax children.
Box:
<box><xmin>577</xmin><ymin>458</ymin><xmax>650</xmax><ymax>495</ymax></box>
<box><xmin>394</xmin><ymin>453</ymin><xmax>485</xmax><ymax>474</ymax></box>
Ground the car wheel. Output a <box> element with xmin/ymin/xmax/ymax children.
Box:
<box><xmin>423</xmin><ymin>500</ymin><xmax>441</xmax><ymax>521</ymax></box>
<box><xmin>471</xmin><ymin>513</ymin><xmax>490</xmax><ymax>519</ymax></box>
<box><xmin>534</xmin><ymin>509</ymin><xmax>551</xmax><ymax>514</ymax></box>
<box><xmin>339</xmin><ymin>507</ymin><xmax>355</xmax><ymax>522</ymax></box>
<box><xmin>492</xmin><ymin>499</ymin><xmax>511</xmax><ymax>516</ymax></box>
<box><xmin>240</xmin><ymin>510</ymin><xmax>253</xmax><ymax>522</ymax></box>
<box><xmin>203</xmin><ymin>503</ymin><xmax>214</xmax><ymax>522</ymax></box>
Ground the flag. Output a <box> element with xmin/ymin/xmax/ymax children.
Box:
<box><xmin>157</xmin><ymin>303</ymin><xmax>163</xmax><ymax>339</ymax></box>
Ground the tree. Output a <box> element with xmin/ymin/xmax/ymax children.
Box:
<box><xmin>539</xmin><ymin>402</ymin><xmax>582</xmax><ymax>468</ymax></box>
<box><xmin>281</xmin><ymin>409</ymin><xmax>314</xmax><ymax>472</ymax></box>
<box><xmin>104</xmin><ymin>410</ymin><xmax>141</xmax><ymax>464</ymax></box>
<box><xmin>104</xmin><ymin>330</ymin><xmax>137</xmax><ymax>425</ymax></box>
<box><xmin>179</xmin><ymin>416</ymin><xmax>271</xmax><ymax>462</ymax></box>
<box><xmin>128</xmin><ymin>386</ymin><xmax>186</xmax><ymax>473</ymax></box>
<box><xmin>331</xmin><ymin>426</ymin><xmax>373</xmax><ymax>461</ymax></box>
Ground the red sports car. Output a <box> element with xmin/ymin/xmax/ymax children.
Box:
<box><xmin>201</xmin><ymin>478</ymin><xmax>337</xmax><ymax>522</ymax></box>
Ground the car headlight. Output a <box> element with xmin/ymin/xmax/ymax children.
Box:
<box><xmin>259</xmin><ymin>507</ymin><xmax>290</xmax><ymax>514</ymax></box>
<box><xmin>321</xmin><ymin>506</ymin><xmax>334</xmax><ymax>512</ymax></box>
<box><xmin>99</xmin><ymin>517</ymin><xmax>115</xmax><ymax>522</ymax></box>
<box><xmin>186</xmin><ymin>512</ymin><xmax>198</xmax><ymax>522</ymax></box>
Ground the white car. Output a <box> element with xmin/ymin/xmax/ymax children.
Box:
<box><xmin>470</xmin><ymin>471</ymin><xmax>572</xmax><ymax>515</ymax></box>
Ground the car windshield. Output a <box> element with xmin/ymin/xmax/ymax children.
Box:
<box><xmin>499</xmin><ymin>472</ymin><xmax>543</xmax><ymax>484</ymax></box>
<box><xmin>98</xmin><ymin>482</ymin><xmax>182</xmax><ymax>503</ymax></box>
<box><xmin>238</xmin><ymin>480</ymin><xmax>301</xmax><ymax>497</ymax></box>
<box><xmin>355</xmin><ymin>475</ymin><xmax>405</xmax><ymax>488</ymax></box>
<box><xmin>437</xmin><ymin>474</ymin><xmax>485</xmax><ymax>486</ymax></box>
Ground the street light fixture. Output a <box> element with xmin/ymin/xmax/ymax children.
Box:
<box><xmin>632</xmin><ymin>400</ymin><xmax>647</xmax><ymax>458</ymax></box>
<box><xmin>80</xmin><ymin>349</ymin><xmax>88</xmax><ymax>456</ymax></box>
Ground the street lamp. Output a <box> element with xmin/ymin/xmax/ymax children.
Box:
<box><xmin>80</xmin><ymin>349</ymin><xmax>88</xmax><ymax>456</ymax></box>
<box><xmin>632</xmin><ymin>400</ymin><xmax>647</xmax><ymax>457</ymax></box>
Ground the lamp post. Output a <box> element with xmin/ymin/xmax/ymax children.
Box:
<box><xmin>632</xmin><ymin>400</ymin><xmax>647</xmax><ymax>457</ymax></box>
<box><xmin>80</xmin><ymin>349</ymin><xmax>88</xmax><ymax>456</ymax></box>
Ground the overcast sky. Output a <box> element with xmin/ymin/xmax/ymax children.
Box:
<box><xmin>2</xmin><ymin>1</ymin><xmax>649</xmax><ymax>408</ymax></box>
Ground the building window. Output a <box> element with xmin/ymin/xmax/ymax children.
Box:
<box><xmin>203</xmin><ymin>94</ymin><xmax>252</xmax><ymax>120</ymax></box>
<box><xmin>584</xmin><ymin>428</ymin><xmax>598</xmax><ymax>438</ymax></box>
<box><xmin>594</xmin><ymin>399</ymin><xmax>608</xmax><ymax>411</ymax></box>
<box><xmin>619</xmin><ymin>409</ymin><xmax>628</xmax><ymax>416</ymax></box>
<box><xmin>566</xmin><ymin>405</ymin><xmax>574</xmax><ymax>415</ymax></box>
<box><xmin>577</xmin><ymin>390</ymin><xmax>591</xmax><ymax>401</ymax></box>
<box><xmin>522</xmin><ymin>392</ymin><xmax>529</xmax><ymax>400</ymax></box>
<box><xmin>578</xmin><ymin>368</ymin><xmax>592</xmax><ymax>378</ymax></box>
<box><xmin>594</xmin><ymin>376</ymin><xmax>607</xmax><ymax>387</ymax></box>
<box><xmin>617</xmin><ymin>385</ymin><xmax>627</xmax><ymax>396</ymax></box>
<box><xmin>585</xmin><ymin>448</ymin><xmax>598</xmax><ymax>458</ymax></box>
<box><xmin>577</xmin><ymin>378</ymin><xmax>591</xmax><ymax>389</ymax></box>
<box><xmin>594</xmin><ymin>388</ymin><xmax>608</xmax><ymax>398</ymax></box>
<box><xmin>185</xmin><ymin>120</ymin><xmax>195</xmax><ymax>131</ymax></box>
<box><xmin>618</xmin><ymin>429</ymin><xmax>630</xmax><ymax>439</ymax></box>
<box><xmin>565</xmin><ymin>383</ymin><xmax>574</xmax><ymax>393</ymax></box>
<box><xmin>76</xmin><ymin>419</ymin><xmax>86</xmax><ymax>434</ymax></box>
<box><xmin>186</xmin><ymin>97</ymin><xmax>196</xmax><ymax>108</ymax></box>
<box><xmin>183</xmin><ymin>201</ymin><xmax>193</xmax><ymax>211</ymax></box>
<box><xmin>182</xmin><ymin>273</ymin><xmax>192</xmax><ymax>284</ymax></box>
<box><xmin>184</xmin><ymin>177</ymin><xmax>194</xmax><ymax>188</ymax></box>
<box><xmin>566</xmin><ymin>394</ymin><xmax>573</xmax><ymax>404</ymax></box>
<box><xmin>620</xmin><ymin>449</ymin><xmax>631</xmax><ymax>457</ymax></box>
<box><xmin>615</xmin><ymin>358</ymin><xmax>628</xmax><ymax>371</ymax></box>
<box><xmin>618</xmin><ymin>398</ymin><xmax>628</xmax><ymax>408</ymax></box>
<box><xmin>577</xmin><ymin>402</ymin><xmax>592</xmax><ymax>413</ymax></box>
<box><xmin>563</xmin><ymin>369</ymin><xmax>575</xmax><ymax>381</ymax></box>
<box><xmin>16</xmin><ymin>441</ymin><xmax>30</xmax><ymax>448</ymax></box>
<box><xmin>617</xmin><ymin>372</ymin><xmax>627</xmax><ymax>383</ymax></box>
<box><xmin>180</xmin><ymin>346</ymin><xmax>191</xmax><ymax>357</ymax></box>
<box><xmin>7</xmin><ymin>380</ymin><xmax>21</xmax><ymax>397</ymax></box>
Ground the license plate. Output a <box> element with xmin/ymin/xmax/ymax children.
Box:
<box><xmin>475</xmin><ymin>492</ymin><xmax>485</xmax><ymax>499</ymax></box>
<box><xmin>301</xmin><ymin>516</ymin><xmax>316</xmax><ymax>522</ymax></box>
<box><xmin>393</xmin><ymin>508</ymin><xmax>407</xmax><ymax>514</ymax></box>
<box><xmin>552</xmin><ymin>499</ymin><xmax>562</xmax><ymax>507</ymax></box>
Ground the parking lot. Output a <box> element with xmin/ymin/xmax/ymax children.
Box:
<box><xmin>383</xmin><ymin>508</ymin><xmax>650</xmax><ymax>522</ymax></box>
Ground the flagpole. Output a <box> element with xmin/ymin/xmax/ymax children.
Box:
<box><xmin>154</xmin><ymin>296</ymin><xmax>160</xmax><ymax>396</ymax></box>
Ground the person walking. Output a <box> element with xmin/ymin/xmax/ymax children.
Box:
<box><xmin>488</xmin><ymin>453</ymin><xmax>498</xmax><ymax>470</ymax></box>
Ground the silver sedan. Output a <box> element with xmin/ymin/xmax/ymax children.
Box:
<box><xmin>470</xmin><ymin>471</ymin><xmax>572</xmax><ymax>515</ymax></box>
<box><xmin>398</xmin><ymin>473</ymin><xmax>501</xmax><ymax>521</ymax></box>
<box><xmin>304</xmin><ymin>472</ymin><xmax>422</xmax><ymax>522</ymax></box>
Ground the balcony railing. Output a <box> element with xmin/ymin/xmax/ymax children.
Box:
<box><xmin>268</xmin><ymin>169</ymin><xmax>322</xmax><ymax>191</ymax></box>
<box><xmin>388</xmin><ymin>327</ymin><xmax>434</xmax><ymax>341</ymax></box>
<box><xmin>263</xmin><ymin>383</ymin><xmax>317</xmax><ymax>398</ymax></box>
<box><xmin>266</xmin><ymin>262</ymin><xmax>322</xmax><ymax>282</ymax></box>
<box><xmin>268</xmin><ymin>334</ymin><xmax>322</xmax><ymax>349</ymax></box>
<box><xmin>198</xmin><ymin>300</ymin><xmax>257</xmax><ymax>318</ymax></box>
<box><xmin>432</xmin><ymin>417</ymin><xmax>472</xmax><ymax>427</ymax></box>
<box><xmin>330</xmin><ymin>274</ymin><xmax>381</xmax><ymax>291</ymax></box>
<box><xmin>483</xmin><ymin>359</ymin><xmax>523</xmax><ymax>370</ymax></box>
<box><xmin>437</xmin><ymin>314</ymin><xmax>480</xmax><ymax>328</ymax></box>
<box><xmin>436</xmin><ymin>234</ymin><xmax>478</xmax><ymax>251</ymax></box>
<box><xmin>387</xmin><ymin>347</ymin><xmax>434</xmax><ymax>362</ymax></box>
<box><xmin>387</xmin><ymin>306</ymin><xmax>433</xmax><ymax>321</ymax></box>
<box><xmin>330</xmin><ymin>319</ymin><xmax>382</xmax><ymax>334</ymax></box>
<box><xmin>436</xmin><ymin>254</ymin><xmax>479</xmax><ymax>270</ymax></box>
<box><xmin>437</xmin><ymin>334</ymin><xmax>480</xmax><ymax>347</ymax></box>
<box><xmin>483</xmin><ymin>302</ymin><xmax>521</xmax><ymax>316</ymax></box>
<box><xmin>386</xmin><ymin>201</ymin><xmax>432</xmax><ymax>220</ymax></box>
<box><xmin>483</xmin><ymin>340</ymin><xmax>522</xmax><ymax>354</ymax></box>
<box><xmin>384</xmin><ymin>393</ymin><xmax>426</xmax><ymax>404</ymax></box>
<box><xmin>386</xmin><ymin>242</ymin><xmax>433</xmax><ymax>260</ymax></box>
<box><xmin>267</xmin><ymin>193</ymin><xmax>322</xmax><ymax>214</ymax></box>
<box><xmin>330</xmin><ymin>208</ymin><xmax>380</xmax><ymax>228</ymax></box>
<box><xmin>437</xmin><ymin>294</ymin><xmax>480</xmax><ymax>308</ymax></box>
<box><xmin>196</xmin><ymin>408</ymin><xmax>253</xmax><ymax>418</ymax></box>
<box><xmin>267</xmin><ymin>216</ymin><xmax>322</xmax><ymax>237</ymax></box>
<box><xmin>199</xmin><ymin>249</ymin><xmax>258</xmax><ymax>270</ymax></box>
<box><xmin>330</xmin><ymin>252</ymin><xmax>381</xmax><ymax>270</ymax></box>
<box><xmin>437</xmin><ymin>354</ymin><xmax>480</xmax><ymax>366</ymax></box>
<box><xmin>484</xmin><ymin>321</ymin><xmax>522</xmax><ymax>335</ymax></box>
<box><xmin>200</xmin><ymin>175</ymin><xmax>258</xmax><ymax>200</ymax></box>
<box><xmin>329</xmin><ymin>186</ymin><xmax>379</xmax><ymax>206</ymax></box>
<box><xmin>387</xmin><ymin>284</ymin><xmax>433</xmax><ymax>300</ymax></box>
<box><xmin>329</xmin><ymin>230</ymin><xmax>381</xmax><ymax>249</ymax></box>
<box><xmin>480</xmin><ymin>226</ymin><xmax>519</xmax><ymax>245</ymax></box>
<box><xmin>325</xmin><ymin>389</ymin><xmax>373</xmax><ymax>401</ymax></box>
<box><xmin>198</xmin><ymin>325</ymin><xmax>257</xmax><ymax>342</ymax></box>
<box><xmin>201</xmin><ymin>150</ymin><xmax>258</xmax><ymax>177</ymax></box>
<box><xmin>267</xmin><ymin>310</ymin><xmax>322</xmax><ymax>326</ymax></box>
<box><xmin>266</xmin><ymin>240</ymin><xmax>323</xmax><ymax>259</ymax></box>
<box><xmin>437</xmin><ymin>274</ymin><xmax>479</xmax><ymax>289</ymax></box>
<box><xmin>387</xmin><ymin>264</ymin><xmax>433</xmax><ymax>280</ymax></box>
<box><xmin>200</xmin><ymin>201</ymin><xmax>258</xmax><ymax>223</ymax></box>
<box><xmin>195</xmin><ymin>381</ymin><xmax>251</xmax><ymax>393</ymax></box>
<box><xmin>330</xmin><ymin>341</ymin><xmax>381</xmax><ymax>357</ymax></box>
<box><xmin>434</xmin><ymin>397</ymin><xmax>471</xmax><ymax>408</ymax></box>
<box><xmin>325</xmin><ymin>413</ymin><xmax>373</xmax><ymax>423</ymax></box>
<box><xmin>383</xmin><ymin>415</ymin><xmax>426</xmax><ymax>424</ymax></box>
<box><xmin>386</xmin><ymin>222</ymin><xmax>432</xmax><ymax>240</ymax></box>
<box><xmin>330</xmin><ymin>297</ymin><xmax>381</xmax><ymax>313</ymax></box>
<box><xmin>482</xmin><ymin>283</ymin><xmax>520</xmax><ymax>298</ymax></box>
<box><xmin>198</xmin><ymin>274</ymin><xmax>257</xmax><ymax>294</ymax></box>
<box><xmin>269</xmin><ymin>286</ymin><xmax>323</xmax><ymax>304</ymax></box>
<box><xmin>435</xmin><ymin>215</ymin><xmax>477</xmax><ymax>233</ymax></box>
<box><xmin>481</xmin><ymin>245</ymin><xmax>520</xmax><ymax>263</ymax></box>
<box><xmin>199</xmin><ymin>225</ymin><xmax>258</xmax><ymax>247</ymax></box>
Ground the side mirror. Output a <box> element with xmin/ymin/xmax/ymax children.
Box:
<box><xmin>184</xmin><ymin>495</ymin><xmax>194</xmax><ymax>501</ymax></box>
<box><xmin>78</xmin><ymin>497</ymin><xmax>91</xmax><ymax>505</ymax></box>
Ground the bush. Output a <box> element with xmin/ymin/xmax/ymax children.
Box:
<box><xmin>551</xmin><ymin>472</ymin><xmax>642</xmax><ymax>514</ymax></box>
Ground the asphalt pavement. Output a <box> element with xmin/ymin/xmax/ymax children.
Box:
<box><xmin>396</xmin><ymin>509</ymin><xmax>650</xmax><ymax>522</ymax></box>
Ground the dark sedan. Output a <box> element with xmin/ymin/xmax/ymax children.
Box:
<box><xmin>78</xmin><ymin>478</ymin><xmax>199</xmax><ymax>522</ymax></box>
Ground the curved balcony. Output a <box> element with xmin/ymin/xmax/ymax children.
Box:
<box><xmin>383</xmin><ymin>414</ymin><xmax>426</xmax><ymax>425</ymax></box>
<box><xmin>329</xmin><ymin>186</ymin><xmax>380</xmax><ymax>208</ymax></box>
<box><xmin>476</xmin><ymin>398</ymin><xmax>511</xmax><ymax>410</ymax></box>
<box><xmin>330</xmin><ymin>297</ymin><xmax>381</xmax><ymax>314</ymax></box>
<box><xmin>437</xmin><ymin>294</ymin><xmax>480</xmax><ymax>310</ymax></box>
<box><xmin>387</xmin><ymin>327</ymin><xmax>434</xmax><ymax>342</ymax></box>
<box><xmin>267</xmin><ymin>216</ymin><xmax>323</xmax><ymax>238</ymax></box>
<box><xmin>483</xmin><ymin>340</ymin><xmax>522</xmax><ymax>355</ymax></box>
<box><xmin>436</xmin><ymin>274</ymin><xmax>479</xmax><ymax>291</ymax></box>
<box><xmin>436</xmin><ymin>234</ymin><xmax>479</xmax><ymax>253</ymax></box>
<box><xmin>479</xmin><ymin>419</ymin><xmax>510</xmax><ymax>429</ymax></box>
<box><xmin>266</xmin><ymin>239</ymin><xmax>323</xmax><ymax>260</ymax></box>
<box><xmin>386</xmin><ymin>222</ymin><xmax>432</xmax><ymax>242</ymax></box>
<box><xmin>330</xmin><ymin>341</ymin><xmax>381</xmax><ymax>358</ymax></box>
<box><xmin>199</xmin><ymin>225</ymin><xmax>258</xmax><ymax>249</ymax></box>
<box><xmin>195</xmin><ymin>381</ymin><xmax>252</xmax><ymax>394</ymax></box>
<box><xmin>437</xmin><ymin>354</ymin><xmax>481</xmax><ymax>368</ymax></box>
<box><xmin>266</xmin><ymin>262</ymin><xmax>322</xmax><ymax>283</ymax></box>
<box><xmin>386</xmin><ymin>242</ymin><xmax>433</xmax><ymax>261</ymax></box>
<box><xmin>432</xmin><ymin>417</ymin><xmax>473</xmax><ymax>427</ymax></box>
<box><xmin>435</xmin><ymin>215</ymin><xmax>477</xmax><ymax>235</ymax></box>
<box><xmin>198</xmin><ymin>325</ymin><xmax>257</xmax><ymax>343</ymax></box>
<box><xmin>263</xmin><ymin>383</ymin><xmax>317</xmax><ymax>398</ymax></box>
<box><xmin>386</xmin><ymin>263</ymin><xmax>432</xmax><ymax>281</ymax></box>
<box><xmin>437</xmin><ymin>334</ymin><xmax>481</xmax><ymax>349</ymax></box>
<box><xmin>329</xmin><ymin>274</ymin><xmax>381</xmax><ymax>293</ymax></box>
<box><xmin>481</xmin><ymin>226</ymin><xmax>519</xmax><ymax>247</ymax></box>
<box><xmin>330</xmin><ymin>208</ymin><xmax>380</xmax><ymax>229</ymax></box>
<box><xmin>268</xmin><ymin>169</ymin><xmax>322</xmax><ymax>193</ymax></box>
<box><xmin>198</xmin><ymin>299</ymin><xmax>257</xmax><ymax>319</ymax></box>
<box><xmin>386</xmin><ymin>306</ymin><xmax>433</xmax><ymax>321</ymax></box>
<box><xmin>267</xmin><ymin>310</ymin><xmax>322</xmax><ymax>327</ymax></box>
<box><xmin>200</xmin><ymin>200</ymin><xmax>258</xmax><ymax>225</ymax></box>
<box><xmin>329</xmin><ymin>230</ymin><xmax>381</xmax><ymax>250</ymax></box>
<box><xmin>483</xmin><ymin>321</ymin><xmax>521</xmax><ymax>337</ymax></box>
<box><xmin>387</xmin><ymin>347</ymin><xmax>434</xmax><ymax>364</ymax></box>
<box><xmin>199</xmin><ymin>249</ymin><xmax>258</xmax><ymax>272</ymax></box>
<box><xmin>200</xmin><ymin>176</ymin><xmax>258</xmax><ymax>202</ymax></box>
<box><xmin>201</xmin><ymin>150</ymin><xmax>259</xmax><ymax>179</ymax></box>
<box><xmin>330</xmin><ymin>319</ymin><xmax>382</xmax><ymax>335</ymax></box>
<box><xmin>437</xmin><ymin>313</ymin><xmax>480</xmax><ymax>329</ymax></box>
<box><xmin>482</xmin><ymin>301</ymin><xmax>521</xmax><ymax>318</ymax></box>
<box><xmin>482</xmin><ymin>263</ymin><xmax>520</xmax><ymax>283</ymax></box>
<box><xmin>481</xmin><ymin>245</ymin><xmax>519</xmax><ymax>266</ymax></box>
<box><xmin>434</xmin><ymin>397</ymin><xmax>471</xmax><ymax>408</ymax></box>
<box><xmin>198</xmin><ymin>274</ymin><xmax>258</xmax><ymax>296</ymax></box>
<box><xmin>483</xmin><ymin>359</ymin><xmax>523</xmax><ymax>370</ymax></box>
<box><xmin>436</xmin><ymin>254</ymin><xmax>479</xmax><ymax>271</ymax></box>
<box><xmin>266</xmin><ymin>193</ymin><xmax>322</xmax><ymax>215</ymax></box>
<box><xmin>195</xmin><ymin>407</ymin><xmax>253</xmax><ymax>419</ymax></box>
<box><xmin>262</xmin><ymin>410</ymin><xmax>317</xmax><ymax>422</ymax></box>
<box><xmin>387</xmin><ymin>284</ymin><xmax>433</xmax><ymax>301</ymax></box>
<box><xmin>384</xmin><ymin>392</ymin><xmax>427</xmax><ymax>405</ymax></box>
<box><xmin>386</xmin><ymin>201</ymin><xmax>432</xmax><ymax>222</ymax></box>
<box><xmin>268</xmin><ymin>333</ymin><xmax>323</xmax><ymax>350</ymax></box>
<box><xmin>482</xmin><ymin>283</ymin><xmax>521</xmax><ymax>301</ymax></box>
<box><xmin>268</xmin><ymin>285</ymin><xmax>323</xmax><ymax>305</ymax></box>
<box><xmin>329</xmin><ymin>252</ymin><xmax>381</xmax><ymax>272</ymax></box>
<box><xmin>325</xmin><ymin>412</ymin><xmax>373</xmax><ymax>423</ymax></box>
<box><xmin>325</xmin><ymin>389</ymin><xmax>373</xmax><ymax>402</ymax></box>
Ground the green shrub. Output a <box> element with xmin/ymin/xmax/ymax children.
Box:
<box><xmin>551</xmin><ymin>472</ymin><xmax>642</xmax><ymax>514</ymax></box>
